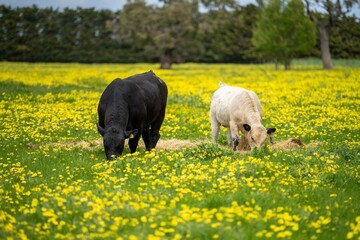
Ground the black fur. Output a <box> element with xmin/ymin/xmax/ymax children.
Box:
<box><xmin>97</xmin><ymin>71</ymin><xmax>168</xmax><ymax>160</ymax></box>
<box><xmin>267</xmin><ymin>128</ymin><xmax>276</xmax><ymax>135</ymax></box>
<box><xmin>243</xmin><ymin>124</ymin><xmax>251</xmax><ymax>132</ymax></box>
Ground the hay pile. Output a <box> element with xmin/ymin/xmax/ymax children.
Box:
<box><xmin>27</xmin><ymin>137</ymin><xmax>320</xmax><ymax>152</ymax></box>
<box><xmin>272</xmin><ymin>138</ymin><xmax>321</xmax><ymax>150</ymax></box>
<box><xmin>272</xmin><ymin>138</ymin><xmax>304</xmax><ymax>150</ymax></box>
<box><xmin>26</xmin><ymin>138</ymin><xmax>199</xmax><ymax>151</ymax></box>
<box><xmin>155</xmin><ymin>139</ymin><xmax>198</xmax><ymax>150</ymax></box>
<box><xmin>236</xmin><ymin>137</ymin><xmax>321</xmax><ymax>152</ymax></box>
<box><xmin>27</xmin><ymin>140</ymin><xmax>102</xmax><ymax>150</ymax></box>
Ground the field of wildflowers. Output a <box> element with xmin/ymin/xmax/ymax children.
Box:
<box><xmin>0</xmin><ymin>62</ymin><xmax>359</xmax><ymax>239</ymax></box>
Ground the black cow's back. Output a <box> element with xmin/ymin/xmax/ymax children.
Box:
<box><xmin>122</xmin><ymin>71</ymin><xmax>167</xmax><ymax>125</ymax></box>
<box><xmin>97</xmin><ymin>71</ymin><xmax>167</xmax><ymax>159</ymax></box>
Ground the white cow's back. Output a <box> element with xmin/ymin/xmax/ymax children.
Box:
<box><xmin>210</xmin><ymin>85</ymin><xmax>263</xmax><ymax>127</ymax></box>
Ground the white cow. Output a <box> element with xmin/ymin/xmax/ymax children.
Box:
<box><xmin>210</xmin><ymin>82</ymin><xmax>276</xmax><ymax>151</ymax></box>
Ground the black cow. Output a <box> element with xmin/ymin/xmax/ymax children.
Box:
<box><xmin>97</xmin><ymin>71</ymin><xmax>168</xmax><ymax>160</ymax></box>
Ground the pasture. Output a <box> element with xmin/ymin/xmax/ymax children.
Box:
<box><xmin>0</xmin><ymin>62</ymin><xmax>359</xmax><ymax>239</ymax></box>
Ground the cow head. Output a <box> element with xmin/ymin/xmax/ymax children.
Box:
<box><xmin>243</xmin><ymin>124</ymin><xmax>276</xmax><ymax>150</ymax></box>
<box><xmin>98</xmin><ymin>124</ymin><xmax>138</xmax><ymax>160</ymax></box>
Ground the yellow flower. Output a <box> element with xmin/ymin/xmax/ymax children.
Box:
<box><xmin>140</xmin><ymin>216</ymin><xmax>147</xmax><ymax>223</ymax></box>
<box><xmin>215</xmin><ymin>213</ymin><xmax>224</xmax><ymax>221</ymax></box>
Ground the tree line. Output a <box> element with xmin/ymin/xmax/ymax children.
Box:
<box><xmin>0</xmin><ymin>0</ymin><xmax>359</xmax><ymax>69</ymax></box>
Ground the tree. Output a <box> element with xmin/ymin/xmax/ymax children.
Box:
<box><xmin>77</xmin><ymin>8</ymin><xmax>98</xmax><ymax>61</ymax></box>
<box><xmin>117</xmin><ymin>0</ymin><xmax>201</xmax><ymax>69</ymax></box>
<box><xmin>17</xmin><ymin>6</ymin><xmax>41</xmax><ymax>61</ymax></box>
<box><xmin>0</xmin><ymin>6</ymin><xmax>16</xmax><ymax>60</ymax></box>
<box><xmin>330</xmin><ymin>16</ymin><xmax>360</xmax><ymax>58</ymax></box>
<box><xmin>252</xmin><ymin>0</ymin><xmax>316</xmax><ymax>70</ymax></box>
<box><xmin>115</xmin><ymin>1</ymin><xmax>157</xmax><ymax>62</ymax></box>
<box><xmin>239</xmin><ymin>4</ymin><xmax>262</xmax><ymax>62</ymax></box>
<box><xmin>58</xmin><ymin>8</ymin><xmax>79</xmax><ymax>61</ymax></box>
<box><xmin>201</xmin><ymin>0</ymin><xmax>239</xmax><ymax>10</ymax></box>
<box><xmin>154</xmin><ymin>0</ymin><xmax>201</xmax><ymax>68</ymax></box>
<box><xmin>197</xmin><ymin>4</ymin><xmax>260</xmax><ymax>63</ymax></box>
<box><xmin>37</xmin><ymin>8</ymin><xmax>61</xmax><ymax>61</ymax></box>
<box><xmin>1</xmin><ymin>3</ymin><xmax>358</xmax><ymax>63</ymax></box>
<box><xmin>304</xmin><ymin>0</ymin><xmax>360</xmax><ymax>69</ymax></box>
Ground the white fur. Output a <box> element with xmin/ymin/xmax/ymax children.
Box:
<box><xmin>210</xmin><ymin>82</ymin><xmax>268</xmax><ymax>150</ymax></box>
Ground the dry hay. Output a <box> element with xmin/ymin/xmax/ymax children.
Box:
<box><xmin>272</xmin><ymin>138</ymin><xmax>321</xmax><ymax>150</ymax></box>
<box><xmin>236</xmin><ymin>137</ymin><xmax>321</xmax><ymax>152</ymax></box>
<box><xmin>27</xmin><ymin>137</ymin><xmax>321</xmax><ymax>152</ymax></box>
<box><xmin>155</xmin><ymin>139</ymin><xmax>200</xmax><ymax>150</ymax></box>
<box><xmin>272</xmin><ymin>138</ymin><xmax>304</xmax><ymax>150</ymax></box>
<box><xmin>27</xmin><ymin>140</ymin><xmax>103</xmax><ymax>150</ymax></box>
<box><xmin>26</xmin><ymin>138</ymin><xmax>201</xmax><ymax>151</ymax></box>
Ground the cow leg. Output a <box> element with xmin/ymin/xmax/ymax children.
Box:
<box><xmin>129</xmin><ymin>130</ymin><xmax>141</xmax><ymax>153</ymax></box>
<box><xmin>149</xmin><ymin>108</ymin><xmax>166</xmax><ymax>149</ymax></box>
<box><xmin>149</xmin><ymin>130</ymin><xmax>160</xmax><ymax>149</ymax></box>
<box><xmin>142</xmin><ymin>125</ymin><xmax>151</xmax><ymax>151</ymax></box>
<box><xmin>229</xmin><ymin>121</ymin><xmax>240</xmax><ymax>151</ymax></box>
<box><xmin>227</xmin><ymin>129</ymin><xmax>232</xmax><ymax>147</ymax></box>
<box><xmin>211</xmin><ymin>117</ymin><xmax>221</xmax><ymax>144</ymax></box>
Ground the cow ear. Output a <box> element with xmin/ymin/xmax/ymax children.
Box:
<box><xmin>125</xmin><ymin>129</ymin><xmax>138</xmax><ymax>138</ymax></box>
<box><xmin>267</xmin><ymin>128</ymin><xmax>276</xmax><ymax>137</ymax></box>
<box><xmin>243</xmin><ymin>124</ymin><xmax>251</xmax><ymax>132</ymax></box>
<box><xmin>97</xmin><ymin>123</ymin><xmax>105</xmax><ymax>136</ymax></box>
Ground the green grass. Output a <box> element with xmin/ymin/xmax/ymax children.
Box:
<box><xmin>0</xmin><ymin>61</ymin><xmax>360</xmax><ymax>239</ymax></box>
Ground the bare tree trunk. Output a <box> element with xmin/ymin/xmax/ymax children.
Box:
<box><xmin>304</xmin><ymin>0</ymin><xmax>333</xmax><ymax>70</ymax></box>
<box><xmin>317</xmin><ymin>22</ymin><xmax>333</xmax><ymax>70</ymax></box>
<box><xmin>284</xmin><ymin>58</ymin><xmax>291</xmax><ymax>70</ymax></box>
<box><xmin>160</xmin><ymin>48</ymin><xmax>173</xmax><ymax>69</ymax></box>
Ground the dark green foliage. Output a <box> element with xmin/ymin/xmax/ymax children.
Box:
<box><xmin>252</xmin><ymin>0</ymin><xmax>316</xmax><ymax>69</ymax></box>
<box><xmin>330</xmin><ymin>17</ymin><xmax>360</xmax><ymax>59</ymax></box>
<box><xmin>0</xmin><ymin>6</ymin><xmax>128</xmax><ymax>63</ymax></box>
<box><xmin>198</xmin><ymin>4</ymin><xmax>261</xmax><ymax>63</ymax></box>
<box><xmin>0</xmin><ymin>3</ymin><xmax>358</xmax><ymax>63</ymax></box>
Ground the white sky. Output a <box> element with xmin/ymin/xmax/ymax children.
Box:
<box><xmin>0</xmin><ymin>0</ymin><xmax>257</xmax><ymax>10</ymax></box>
<box><xmin>0</xmin><ymin>0</ymin><xmax>155</xmax><ymax>11</ymax></box>
<box><xmin>0</xmin><ymin>0</ymin><xmax>358</xmax><ymax>17</ymax></box>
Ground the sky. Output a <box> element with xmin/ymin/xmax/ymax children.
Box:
<box><xmin>0</xmin><ymin>0</ymin><xmax>161</xmax><ymax>11</ymax></box>
<box><xmin>0</xmin><ymin>0</ymin><xmax>259</xmax><ymax>11</ymax></box>
<box><xmin>0</xmin><ymin>0</ymin><xmax>358</xmax><ymax>16</ymax></box>
<box><xmin>0</xmin><ymin>0</ymin><xmax>259</xmax><ymax>13</ymax></box>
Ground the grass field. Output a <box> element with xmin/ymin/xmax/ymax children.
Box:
<box><xmin>0</xmin><ymin>62</ymin><xmax>359</xmax><ymax>239</ymax></box>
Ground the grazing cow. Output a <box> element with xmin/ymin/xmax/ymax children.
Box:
<box><xmin>97</xmin><ymin>71</ymin><xmax>168</xmax><ymax>160</ymax></box>
<box><xmin>210</xmin><ymin>82</ymin><xmax>276</xmax><ymax>151</ymax></box>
